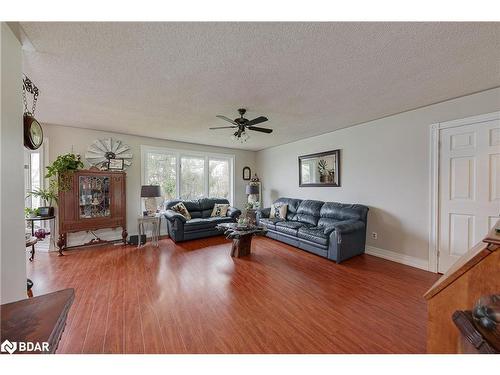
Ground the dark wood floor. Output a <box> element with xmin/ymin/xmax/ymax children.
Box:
<box><xmin>27</xmin><ymin>236</ymin><xmax>439</xmax><ymax>353</ymax></box>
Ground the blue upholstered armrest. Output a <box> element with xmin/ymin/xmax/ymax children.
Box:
<box><xmin>226</xmin><ymin>207</ymin><xmax>241</xmax><ymax>220</ymax></box>
<box><xmin>256</xmin><ymin>207</ymin><xmax>271</xmax><ymax>220</ymax></box>
<box><xmin>164</xmin><ymin>209</ymin><xmax>187</xmax><ymax>223</ymax></box>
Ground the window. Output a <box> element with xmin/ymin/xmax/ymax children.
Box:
<box><xmin>144</xmin><ymin>151</ymin><xmax>177</xmax><ymax>200</ymax></box>
<box><xmin>180</xmin><ymin>156</ymin><xmax>205</xmax><ymax>200</ymax></box>
<box><xmin>142</xmin><ymin>146</ymin><xmax>234</xmax><ymax>204</ymax></box>
<box><xmin>209</xmin><ymin>158</ymin><xmax>230</xmax><ymax>199</ymax></box>
<box><xmin>24</xmin><ymin>149</ymin><xmax>42</xmax><ymax>209</ymax></box>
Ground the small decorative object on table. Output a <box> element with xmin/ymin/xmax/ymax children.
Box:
<box><xmin>216</xmin><ymin>222</ymin><xmax>267</xmax><ymax>258</ymax></box>
<box><xmin>25</xmin><ymin>215</ymin><xmax>55</xmax><ymax>261</ymax></box>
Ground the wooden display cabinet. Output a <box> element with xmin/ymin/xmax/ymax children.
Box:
<box><xmin>57</xmin><ymin>168</ymin><xmax>127</xmax><ymax>255</ymax></box>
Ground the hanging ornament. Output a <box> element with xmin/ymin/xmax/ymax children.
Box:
<box><xmin>23</xmin><ymin>75</ymin><xmax>43</xmax><ymax>150</ymax></box>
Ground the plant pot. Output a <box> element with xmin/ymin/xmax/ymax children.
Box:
<box><xmin>39</xmin><ymin>206</ymin><xmax>55</xmax><ymax>217</ymax></box>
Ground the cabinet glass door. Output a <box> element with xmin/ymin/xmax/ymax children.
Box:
<box><xmin>79</xmin><ymin>176</ymin><xmax>111</xmax><ymax>218</ymax></box>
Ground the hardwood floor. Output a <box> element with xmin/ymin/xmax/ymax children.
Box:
<box><xmin>27</xmin><ymin>236</ymin><xmax>439</xmax><ymax>353</ymax></box>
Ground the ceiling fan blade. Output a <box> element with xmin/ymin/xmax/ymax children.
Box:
<box><xmin>246</xmin><ymin>116</ymin><xmax>268</xmax><ymax>126</ymax></box>
<box><xmin>209</xmin><ymin>126</ymin><xmax>238</xmax><ymax>129</ymax></box>
<box><xmin>216</xmin><ymin>115</ymin><xmax>238</xmax><ymax>125</ymax></box>
<box><xmin>248</xmin><ymin>126</ymin><xmax>273</xmax><ymax>134</ymax></box>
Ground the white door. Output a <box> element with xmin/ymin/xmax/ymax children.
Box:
<box><xmin>438</xmin><ymin>116</ymin><xmax>500</xmax><ymax>273</ymax></box>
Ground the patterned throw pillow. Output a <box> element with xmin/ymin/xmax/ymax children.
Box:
<box><xmin>171</xmin><ymin>202</ymin><xmax>192</xmax><ymax>220</ymax></box>
<box><xmin>270</xmin><ymin>203</ymin><xmax>288</xmax><ymax>219</ymax></box>
<box><xmin>211</xmin><ymin>203</ymin><xmax>229</xmax><ymax>217</ymax></box>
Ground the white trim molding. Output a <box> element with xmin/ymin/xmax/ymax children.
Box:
<box><xmin>365</xmin><ymin>246</ymin><xmax>429</xmax><ymax>271</ymax></box>
<box><xmin>428</xmin><ymin>110</ymin><xmax>500</xmax><ymax>274</ymax></box>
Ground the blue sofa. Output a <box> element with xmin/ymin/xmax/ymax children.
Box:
<box><xmin>256</xmin><ymin>198</ymin><xmax>369</xmax><ymax>263</ymax></box>
<box><xmin>164</xmin><ymin>198</ymin><xmax>241</xmax><ymax>242</ymax></box>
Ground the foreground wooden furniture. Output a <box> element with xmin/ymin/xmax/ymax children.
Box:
<box><xmin>1</xmin><ymin>289</ymin><xmax>74</xmax><ymax>354</ymax></box>
<box><xmin>424</xmin><ymin>221</ymin><xmax>500</xmax><ymax>353</ymax></box>
<box><xmin>217</xmin><ymin>223</ymin><xmax>267</xmax><ymax>258</ymax></box>
<box><xmin>58</xmin><ymin>168</ymin><xmax>127</xmax><ymax>255</ymax></box>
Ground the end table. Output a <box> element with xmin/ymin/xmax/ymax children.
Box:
<box><xmin>137</xmin><ymin>215</ymin><xmax>161</xmax><ymax>248</ymax></box>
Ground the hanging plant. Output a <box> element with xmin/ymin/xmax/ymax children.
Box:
<box><xmin>45</xmin><ymin>153</ymin><xmax>84</xmax><ymax>192</ymax></box>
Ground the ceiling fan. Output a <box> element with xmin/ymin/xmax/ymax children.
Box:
<box><xmin>210</xmin><ymin>108</ymin><xmax>272</xmax><ymax>142</ymax></box>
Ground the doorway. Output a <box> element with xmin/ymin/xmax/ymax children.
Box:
<box><xmin>430</xmin><ymin>112</ymin><xmax>500</xmax><ymax>273</ymax></box>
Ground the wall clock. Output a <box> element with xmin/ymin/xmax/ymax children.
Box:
<box><xmin>22</xmin><ymin>75</ymin><xmax>43</xmax><ymax>150</ymax></box>
<box><xmin>24</xmin><ymin>114</ymin><xmax>44</xmax><ymax>150</ymax></box>
<box><xmin>85</xmin><ymin>138</ymin><xmax>133</xmax><ymax>170</ymax></box>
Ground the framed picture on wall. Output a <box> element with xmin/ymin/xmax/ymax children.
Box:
<box><xmin>298</xmin><ymin>149</ymin><xmax>340</xmax><ymax>187</ymax></box>
<box><xmin>108</xmin><ymin>158</ymin><xmax>125</xmax><ymax>170</ymax></box>
<box><xmin>242</xmin><ymin>166</ymin><xmax>251</xmax><ymax>180</ymax></box>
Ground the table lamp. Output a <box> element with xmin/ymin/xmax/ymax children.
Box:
<box><xmin>246</xmin><ymin>184</ymin><xmax>260</xmax><ymax>206</ymax></box>
<box><xmin>141</xmin><ymin>185</ymin><xmax>161</xmax><ymax>216</ymax></box>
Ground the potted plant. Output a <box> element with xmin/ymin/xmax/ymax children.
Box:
<box><xmin>24</xmin><ymin>207</ymin><xmax>41</xmax><ymax>218</ymax></box>
<box><xmin>45</xmin><ymin>153</ymin><xmax>84</xmax><ymax>192</ymax></box>
<box><xmin>26</xmin><ymin>182</ymin><xmax>58</xmax><ymax>217</ymax></box>
<box><xmin>317</xmin><ymin>159</ymin><xmax>334</xmax><ymax>183</ymax></box>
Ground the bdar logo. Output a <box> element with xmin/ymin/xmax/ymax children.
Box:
<box><xmin>1</xmin><ymin>340</ymin><xmax>17</xmax><ymax>354</ymax></box>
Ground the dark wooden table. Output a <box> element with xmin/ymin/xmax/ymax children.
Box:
<box><xmin>217</xmin><ymin>223</ymin><xmax>267</xmax><ymax>257</ymax></box>
<box><xmin>0</xmin><ymin>289</ymin><xmax>74</xmax><ymax>354</ymax></box>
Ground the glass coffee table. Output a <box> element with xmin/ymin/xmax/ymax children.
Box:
<box><xmin>216</xmin><ymin>223</ymin><xmax>267</xmax><ymax>258</ymax></box>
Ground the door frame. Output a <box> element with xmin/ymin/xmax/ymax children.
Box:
<box><xmin>428</xmin><ymin>111</ymin><xmax>500</xmax><ymax>273</ymax></box>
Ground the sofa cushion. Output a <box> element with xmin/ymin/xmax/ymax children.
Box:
<box><xmin>184</xmin><ymin>216</ymin><xmax>233</xmax><ymax>232</ymax></box>
<box><xmin>297</xmin><ymin>226</ymin><xmax>329</xmax><ymax>246</ymax></box>
<box><xmin>211</xmin><ymin>203</ymin><xmax>230</xmax><ymax>217</ymax></box>
<box><xmin>275</xmin><ymin>221</ymin><xmax>307</xmax><ymax>236</ymax></box>
<box><xmin>170</xmin><ymin>202</ymin><xmax>192</xmax><ymax>220</ymax></box>
<box><xmin>259</xmin><ymin>217</ymin><xmax>283</xmax><ymax>230</ymax></box>
<box><xmin>293</xmin><ymin>200</ymin><xmax>324</xmax><ymax>226</ymax></box>
<box><xmin>270</xmin><ymin>203</ymin><xmax>288</xmax><ymax>219</ymax></box>
<box><xmin>166</xmin><ymin>199</ymin><xmax>201</xmax><ymax>218</ymax></box>
<box><xmin>272</xmin><ymin>198</ymin><xmax>302</xmax><ymax>221</ymax></box>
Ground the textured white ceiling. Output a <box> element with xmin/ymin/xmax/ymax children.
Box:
<box><xmin>20</xmin><ymin>22</ymin><xmax>500</xmax><ymax>151</ymax></box>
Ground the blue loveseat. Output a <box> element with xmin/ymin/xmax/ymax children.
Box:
<box><xmin>163</xmin><ymin>198</ymin><xmax>241</xmax><ymax>242</ymax></box>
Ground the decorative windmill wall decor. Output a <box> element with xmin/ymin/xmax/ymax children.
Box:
<box><xmin>85</xmin><ymin>138</ymin><xmax>133</xmax><ymax>170</ymax></box>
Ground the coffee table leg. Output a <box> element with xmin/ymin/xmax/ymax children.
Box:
<box><xmin>231</xmin><ymin>235</ymin><xmax>252</xmax><ymax>257</ymax></box>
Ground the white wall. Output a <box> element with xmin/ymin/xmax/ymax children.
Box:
<box><xmin>42</xmin><ymin>124</ymin><xmax>256</xmax><ymax>247</ymax></box>
<box><xmin>0</xmin><ymin>23</ymin><xmax>27</xmax><ymax>303</ymax></box>
<box><xmin>256</xmin><ymin>88</ymin><xmax>500</xmax><ymax>266</ymax></box>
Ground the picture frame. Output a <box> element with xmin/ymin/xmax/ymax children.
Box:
<box><xmin>298</xmin><ymin>149</ymin><xmax>341</xmax><ymax>187</ymax></box>
<box><xmin>107</xmin><ymin>158</ymin><xmax>125</xmax><ymax>170</ymax></box>
<box><xmin>242</xmin><ymin>166</ymin><xmax>251</xmax><ymax>180</ymax></box>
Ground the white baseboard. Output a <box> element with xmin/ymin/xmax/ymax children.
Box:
<box><xmin>365</xmin><ymin>245</ymin><xmax>429</xmax><ymax>271</ymax></box>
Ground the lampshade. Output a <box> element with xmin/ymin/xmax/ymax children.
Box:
<box><xmin>141</xmin><ymin>185</ymin><xmax>161</xmax><ymax>198</ymax></box>
<box><xmin>246</xmin><ymin>184</ymin><xmax>259</xmax><ymax>195</ymax></box>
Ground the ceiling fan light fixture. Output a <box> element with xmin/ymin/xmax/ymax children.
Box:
<box><xmin>212</xmin><ymin>108</ymin><xmax>271</xmax><ymax>143</ymax></box>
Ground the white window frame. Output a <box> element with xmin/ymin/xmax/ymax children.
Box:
<box><xmin>141</xmin><ymin>145</ymin><xmax>235</xmax><ymax>205</ymax></box>
<box><xmin>24</xmin><ymin>138</ymin><xmax>49</xmax><ymax>208</ymax></box>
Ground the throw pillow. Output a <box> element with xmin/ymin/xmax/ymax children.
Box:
<box><xmin>170</xmin><ymin>202</ymin><xmax>192</xmax><ymax>220</ymax></box>
<box><xmin>270</xmin><ymin>203</ymin><xmax>288</xmax><ymax>219</ymax></box>
<box><xmin>211</xmin><ymin>203</ymin><xmax>230</xmax><ymax>217</ymax></box>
